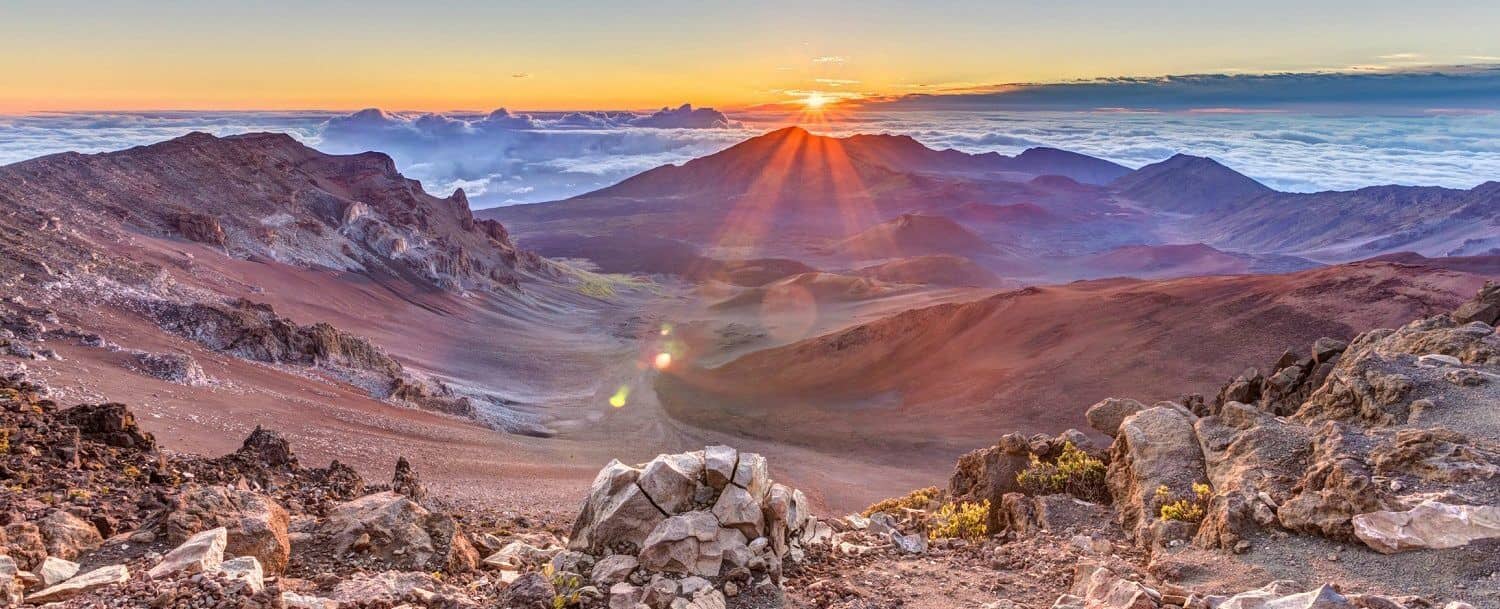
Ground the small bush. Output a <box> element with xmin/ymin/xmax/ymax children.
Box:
<box><xmin>863</xmin><ymin>486</ymin><xmax>941</xmax><ymax>517</ymax></box>
<box><xmin>0</xmin><ymin>427</ymin><xmax>9</xmax><ymax>453</ymax></box>
<box><xmin>544</xmin><ymin>563</ymin><xmax>583</xmax><ymax>608</ymax></box>
<box><xmin>928</xmin><ymin>500</ymin><xmax>989</xmax><ymax>541</ymax></box>
<box><xmin>1016</xmin><ymin>442</ymin><xmax>1108</xmax><ymax>502</ymax></box>
<box><xmin>1155</xmin><ymin>482</ymin><xmax>1212</xmax><ymax>523</ymax></box>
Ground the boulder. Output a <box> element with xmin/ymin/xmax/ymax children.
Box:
<box><xmin>503</xmin><ymin>572</ymin><xmax>557</xmax><ymax>609</ymax></box>
<box><xmin>166</xmin><ymin>485</ymin><xmax>291</xmax><ymax>574</ymax></box>
<box><xmin>569</xmin><ymin>460</ymin><xmax>668</xmax><ymax>554</ymax></box>
<box><xmin>638</xmin><ymin>452</ymin><xmax>705</xmax><ymax>514</ymax></box>
<box><xmin>639</xmin><ymin>511</ymin><xmax>738</xmax><ymax>576</ymax></box>
<box><xmin>591</xmin><ymin>554</ymin><xmax>638</xmax><ymax>586</ymax></box>
<box><xmin>1352</xmin><ymin>500</ymin><xmax>1500</xmax><ymax>553</ymax></box>
<box><xmin>712</xmin><ymin>483</ymin><xmax>764</xmax><ymax>539</ymax></box>
<box><xmin>149</xmin><ymin>527</ymin><xmax>227</xmax><ymax>578</ymax></box>
<box><xmin>37</xmin><ymin>510</ymin><xmax>102</xmax><ymax>561</ymax></box>
<box><xmin>1216</xmin><ymin>582</ymin><xmax>1353</xmax><ymax>609</ymax></box>
<box><xmin>319</xmin><ymin>491</ymin><xmax>479</xmax><ymax>572</ymax></box>
<box><xmin>37</xmin><ymin>556</ymin><xmax>79</xmax><ymax>588</ymax></box>
<box><xmin>1106</xmin><ymin>407</ymin><xmax>1208</xmax><ymax>544</ymax></box>
<box><xmin>609</xmin><ymin>582</ymin><xmax>641</xmax><ymax>609</ymax></box>
<box><xmin>24</xmin><ymin>564</ymin><xmax>129</xmax><ymax>604</ymax></box>
<box><xmin>1086</xmin><ymin>398</ymin><xmax>1146</xmax><ymax>438</ymax></box>
<box><xmin>703</xmin><ymin>445</ymin><xmax>737</xmax><ymax>490</ymax></box>
<box><xmin>1452</xmin><ymin>281</ymin><xmax>1499</xmax><ymax>326</ymax></box>
<box><xmin>218</xmin><ymin>556</ymin><xmax>265</xmax><ymax>594</ymax></box>
<box><xmin>0</xmin><ymin>555</ymin><xmax>23</xmax><ymax>605</ymax></box>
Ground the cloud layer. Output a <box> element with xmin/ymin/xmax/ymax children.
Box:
<box><xmin>3</xmin><ymin>80</ymin><xmax>1499</xmax><ymax>207</ymax></box>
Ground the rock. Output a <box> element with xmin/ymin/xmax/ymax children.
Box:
<box><xmin>0</xmin><ymin>556</ymin><xmax>23</xmax><ymax>605</ymax></box>
<box><xmin>569</xmin><ymin>459</ymin><xmax>667</xmax><ymax>554</ymax></box>
<box><xmin>391</xmin><ymin>456</ymin><xmax>427</xmax><ymax>503</ymax></box>
<box><xmin>218</xmin><ymin>556</ymin><xmax>265</xmax><ymax>593</ymax></box>
<box><xmin>639</xmin><ymin>511</ymin><xmax>728</xmax><ymax>576</ymax></box>
<box><xmin>37</xmin><ymin>510</ymin><xmax>102</xmax><ymax>561</ymax></box>
<box><xmin>24</xmin><ymin>564</ymin><xmax>129</xmax><ymax>603</ymax></box>
<box><xmin>638</xmin><ymin>452</ymin><xmax>706</xmax><ymax>514</ymax></box>
<box><xmin>483</xmin><ymin>540</ymin><xmax>558</xmax><ymax>569</ymax></box>
<box><xmin>135</xmin><ymin>352</ymin><xmax>209</xmax><ymax>385</ymax></box>
<box><xmin>1452</xmin><ymin>281</ymin><xmax>1500</xmax><ymax>325</ymax></box>
<box><xmin>1352</xmin><ymin>500</ymin><xmax>1500</xmax><ymax>553</ymax></box>
<box><xmin>1086</xmin><ymin>398</ymin><xmax>1147</xmax><ymax>438</ymax></box>
<box><xmin>319</xmin><ymin>491</ymin><xmax>479</xmax><ymax>572</ymax></box>
<box><xmin>149</xmin><ymin>526</ymin><xmax>227</xmax><ymax>578</ymax></box>
<box><xmin>503</xmin><ymin>572</ymin><xmax>557</xmax><ymax>609</ymax></box>
<box><xmin>237</xmin><ymin>425</ymin><xmax>299</xmax><ymax>468</ymax></box>
<box><xmin>551</xmin><ymin>549</ymin><xmax>594</xmax><ymax>574</ymax></box>
<box><xmin>282</xmin><ymin>591</ymin><xmax>340</xmax><ymax>609</ymax></box>
<box><xmin>166</xmin><ymin>485</ymin><xmax>292</xmax><ymax>574</ymax></box>
<box><xmin>330</xmin><ymin>570</ymin><xmax>455</xmax><ymax>602</ymax></box>
<box><xmin>176</xmin><ymin>212</ymin><xmax>227</xmax><ymax>245</ymax></box>
<box><xmin>37</xmin><ymin>556</ymin><xmax>79</xmax><ymax>588</ymax></box>
<box><xmin>703</xmin><ymin>445</ymin><xmax>737</xmax><ymax>490</ymax></box>
<box><xmin>891</xmin><ymin>532</ymin><xmax>927</xmax><ymax>554</ymax></box>
<box><xmin>1217</xmin><ymin>583</ymin><xmax>1353</xmax><ymax>609</ymax></box>
<box><xmin>1106</xmin><ymin>406</ymin><xmax>1209</xmax><ymax>544</ymax></box>
<box><xmin>591</xmin><ymin>554</ymin><xmax>638</xmax><ymax>586</ymax></box>
<box><xmin>1418</xmin><ymin>353</ymin><xmax>1463</xmax><ymax>367</ymax></box>
<box><xmin>609</xmin><ymin>582</ymin><xmax>641</xmax><ymax>609</ymax></box>
<box><xmin>642</xmin><ymin>576</ymin><xmax>679</xmax><ymax>609</ymax></box>
<box><xmin>712</xmin><ymin>484</ymin><xmax>764</xmax><ymax>539</ymax></box>
<box><xmin>59</xmin><ymin>402</ymin><xmax>157</xmax><ymax>450</ymax></box>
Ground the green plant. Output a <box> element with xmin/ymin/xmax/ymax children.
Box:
<box><xmin>928</xmin><ymin>500</ymin><xmax>989</xmax><ymax>541</ymax></box>
<box><xmin>0</xmin><ymin>427</ymin><xmax>9</xmax><ymax>453</ymax></box>
<box><xmin>1016</xmin><ymin>442</ymin><xmax>1108</xmax><ymax>502</ymax></box>
<box><xmin>863</xmin><ymin>486</ymin><xmax>941</xmax><ymax>517</ymax></box>
<box><xmin>1155</xmin><ymin>482</ymin><xmax>1212</xmax><ymax>523</ymax></box>
<box><xmin>544</xmin><ymin>563</ymin><xmax>583</xmax><ymax>608</ymax></box>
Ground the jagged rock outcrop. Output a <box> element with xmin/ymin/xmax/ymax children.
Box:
<box><xmin>144</xmin><ymin>297</ymin><xmax>476</xmax><ymax>417</ymax></box>
<box><xmin>567</xmin><ymin>446</ymin><xmax>822</xmax><ymax>604</ymax></box>
<box><xmin>1352</xmin><ymin>500</ymin><xmax>1500</xmax><ymax>553</ymax></box>
<box><xmin>1452</xmin><ymin>280</ymin><xmax>1499</xmax><ymax>325</ymax></box>
<box><xmin>1107</xmin><ymin>406</ymin><xmax>1208</xmax><ymax>547</ymax></box>
<box><xmin>949</xmin><ymin>430</ymin><xmax>1105</xmax><ymax>533</ymax></box>
<box><xmin>165</xmin><ymin>485</ymin><xmax>292</xmax><ymax>574</ymax></box>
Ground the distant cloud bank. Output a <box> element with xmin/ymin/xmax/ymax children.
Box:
<box><xmin>874</xmin><ymin>66</ymin><xmax>1500</xmax><ymax>112</ymax></box>
<box><xmin>3</xmin><ymin>69</ymin><xmax>1500</xmax><ymax>204</ymax></box>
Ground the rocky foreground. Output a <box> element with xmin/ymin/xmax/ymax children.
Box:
<box><xmin>1</xmin><ymin>284</ymin><xmax>1498</xmax><ymax>608</ymax></box>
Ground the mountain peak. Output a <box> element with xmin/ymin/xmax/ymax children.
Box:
<box><xmin>1113</xmin><ymin>153</ymin><xmax>1270</xmax><ymax>214</ymax></box>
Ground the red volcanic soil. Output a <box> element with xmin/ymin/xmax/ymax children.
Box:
<box><xmin>657</xmin><ymin>261</ymin><xmax>1489</xmax><ymax>506</ymax></box>
<box><xmin>853</xmin><ymin>255</ymin><xmax>1006</xmax><ymax>287</ymax></box>
<box><xmin>950</xmin><ymin>202</ymin><xmax>1062</xmax><ymax>225</ymax></box>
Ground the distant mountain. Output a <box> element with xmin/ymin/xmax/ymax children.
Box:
<box><xmin>1112</xmin><ymin>153</ymin><xmax>1273</xmax><ymax>213</ymax></box>
<box><xmin>1200</xmin><ymin>181</ymin><xmax>1500</xmax><ymax>260</ymax></box>
<box><xmin>832</xmin><ymin>213</ymin><xmax>997</xmax><ymax>260</ymax></box>
<box><xmin>0</xmin><ymin>132</ymin><xmax>539</xmax><ymax>291</ymax></box>
<box><xmin>1068</xmin><ymin>243</ymin><xmax>1318</xmax><ymax>278</ymax></box>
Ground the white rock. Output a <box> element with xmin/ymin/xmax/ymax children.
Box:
<box><xmin>1353</xmin><ymin>500</ymin><xmax>1500</xmax><ymax>553</ymax></box>
<box><xmin>218</xmin><ymin>556</ymin><xmax>265</xmax><ymax>593</ymax></box>
<box><xmin>148</xmin><ymin>526</ymin><xmax>227</xmax><ymax>578</ymax></box>
<box><xmin>703</xmin><ymin>445</ymin><xmax>737</xmax><ymax>490</ymax></box>
<box><xmin>712</xmin><ymin>484</ymin><xmax>764</xmax><ymax>538</ymax></box>
<box><xmin>638</xmin><ymin>452</ymin><xmax>705</xmax><ymax>514</ymax></box>
<box><xmin>38</xmin><ymin>556</ymin><xmax>79</xmax><ymax>588</ymax></box>
<box><xmin>282</xmin><ymin>591</ymin><xmax>341</xmax><ymax>609</ymax></box>
<box><xmin>25</xmin><ymin>564</ymin><xmax>129</xmax><ymax>603</ymax></box>
<box><xmin>608</xmin><ymin>582</ymin><xmax>640</xmax><ymax>609</ymax></box>
<box><xmin>1417</xmin><ymin>353</ymin><xmax>1463</xmax><ymax>367</ymax></box>
<box><xmin>1217</xmin><ymin>583</ymin><xmax>1352</xmax><ymax>609</ymax></box>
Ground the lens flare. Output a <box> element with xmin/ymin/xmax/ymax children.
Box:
<box><xmin>653</xmin><ymin>352</ymin><xmax>673</xmax><ymax>370</ymax></box>
<box><xmin>609</xmin><ymin>385</ymin><xmax>629</xmax><ymax>408</ymax></box>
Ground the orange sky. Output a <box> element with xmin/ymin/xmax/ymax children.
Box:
<box><xmin>3</xmin><ymin>1</ymin><xmax>1498</xmax><ymax>113</ymax></box>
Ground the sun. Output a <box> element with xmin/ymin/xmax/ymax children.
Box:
<box><xmin>802</xmin><ymin>93</ymin><xmax>828</xmax><ymax>110</ymax></box>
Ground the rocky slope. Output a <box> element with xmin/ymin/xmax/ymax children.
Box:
<box><xmin>2</xmin><ymin>284</ymin><xmax>1493</xmax><ymax>609</ymax></box>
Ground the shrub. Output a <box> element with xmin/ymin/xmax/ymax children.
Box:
<box><xmin>0</xmin><ymin>427</ymin><xmax>9</xmax><ymax>453</ymax></box>
<box><xmin>1016</xmin><ymin>442</ymin><xmax>1108</xmax><ymax>502</ymax></box>
<box><xmin>863</xmin><ymin>486</ymin><xmax>941</xmax><ymax>517</ymax></box>
<box><xmin>544</xmin><ymin>563</ymin><xmax>583</xmax><ymax>608</ymax></box>
<box><xmin>928</xmin><ymin>500</ymin><xmax>989</xmax><ymax>541</ymax></box>
<box><xmin>1155</xmin><ymin>482</ymin><xmax>1212</xmax><ymax>523</ymax></box>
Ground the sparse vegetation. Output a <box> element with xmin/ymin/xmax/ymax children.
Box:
<box><xmin>0</xmin><ymin>427</ymin><xmax>9</xmax><ymax>453</ymax></box>
<box><xmin>544</xmin><ymin>563</ymin><xmax>583</xmax><ymax>608</ymax></box>
<box><xmin>863</xmin><ymin>486</ymin><xmax>941</xmax><ymax>517</ymax></box>
<box><xmin>1016</xmin><ymin>442</ymin><xmax>1108</xmax><ymax>502</ymax></box>
<box><xmin>558</xmin><ymin>263</ymin><xmax>659</xmax><ymax>300</ymax></box>
<box><xmin>928</xmin><ymin>500</ymin><xmax>989</xmax><ymax>541</ymax></box>
<box><xmin>1155</xmin><ymin>482</ymin><xmax>1212</xmax><ymax>523</ymax></box>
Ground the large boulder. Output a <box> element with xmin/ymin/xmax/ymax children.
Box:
<box><xmin>1086</xmin><ymin>398</ymin><xmax>1146</xmax><ymax>438</ymax></box>
<box><xmin>148</xmin><ymin>527</ymin><xmax>227</xmax><ymax>578</ymax></box>
<box><xmin>37</xmin><ymin>510</ymin><xmax>102</xmax><ymax>561</ymax></box>
<box><xmin>166</xmin><ymin>485</ymin><xmax>292</xmax><ymax>574</ymax></box>
<box><xmin>1452</xmin><ymin>281</ymin><xmax>1500</xmax><ymax>326</ymax></box>
<box><xmin>1106</xmin><ymin>407</ymin><xmax>1208</xmax><ymax>545</ymax></box>
<box><xmin>638</xmin><ymin>511</ymin><xmax>746</xmax><ymax>577</ymax></box>
<box><xmin>1192</xmin><ymin>402</ymin><xmax>1313</xmax><ymax>549</ymax></box>
<box><xmin>317</xmin><ymin>491</ymin><xmax>479</xmax><ymax>572</ymax></box>
<box><xmin>1352</xmin><ymin>500</ymin><xmax>1500</xmax><ymax>553</ymax></box>
<box><xmin>568</xmin><ymin>459</ymin><xmax>668</xmax><ymax>554</ymax></box>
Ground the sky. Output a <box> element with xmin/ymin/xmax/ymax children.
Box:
<box><xmin>4</xmin><ymin>0</ymin><xmax>1500</xmax><ymax>112</ymax></box>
